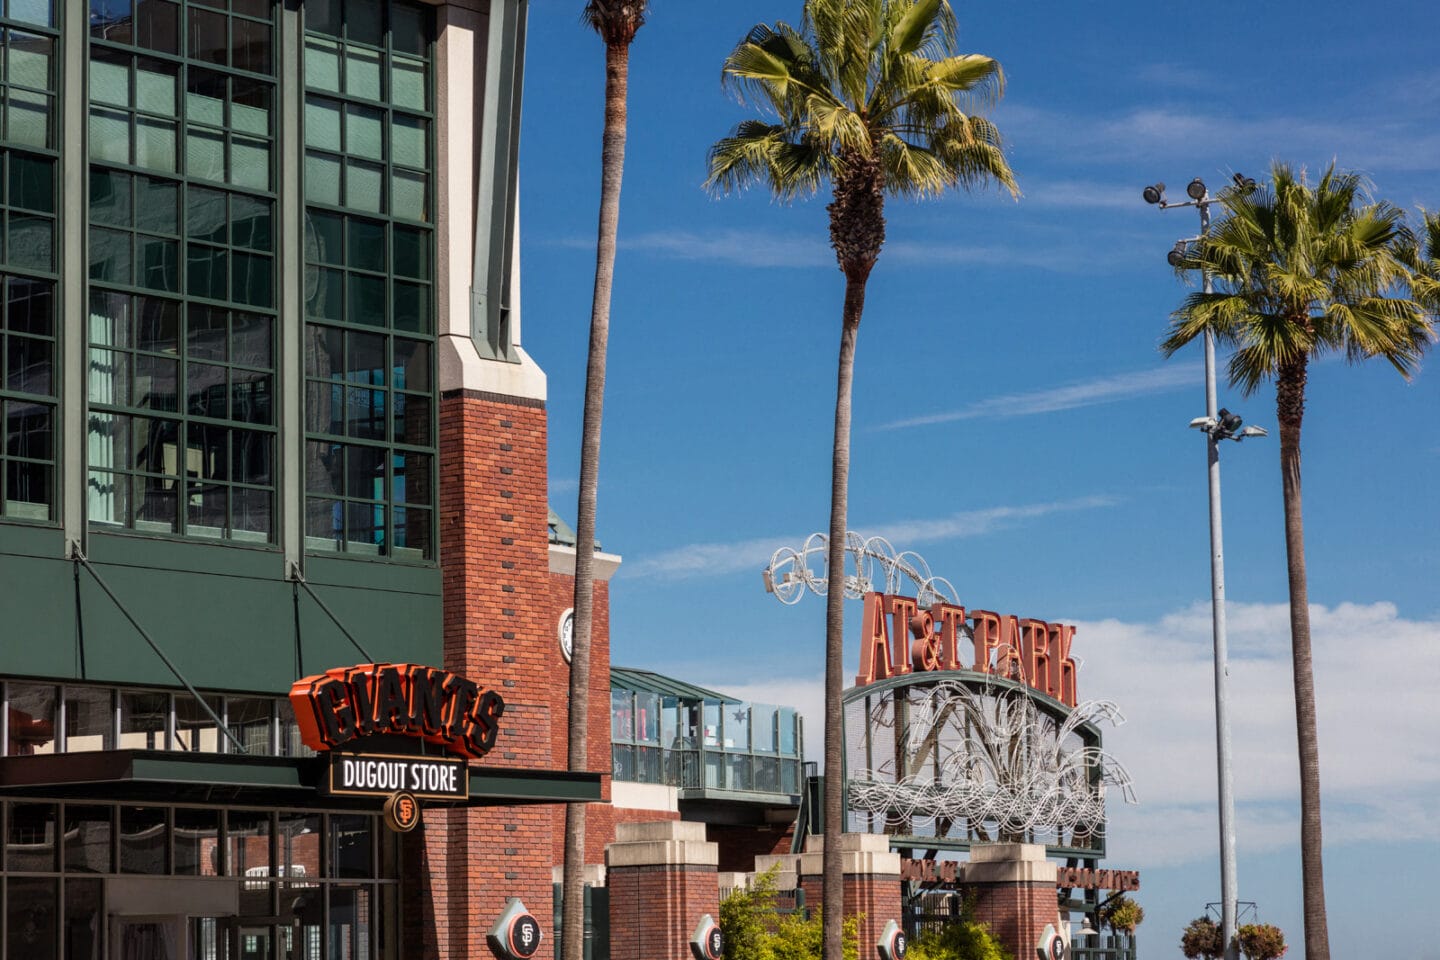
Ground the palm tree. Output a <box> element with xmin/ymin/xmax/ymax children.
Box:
<box><xmin>563</xmin><ymin>4</ymin><xmax>647</xmax><ymax>960</ymax></box>
<box><xmin>1399</xmin><ymin>209</ymin><xmax>1440</xmax><ymax>314</ymax></box>
<box><xmin>1163</xmin><ymin>163</ymin><xmax>1435</xmax><ymax>960</ymax></box>
<box><xmin>706</xmin><ymin>3</ymin><xmax>1016</xmax><ymax>956</ymax></box>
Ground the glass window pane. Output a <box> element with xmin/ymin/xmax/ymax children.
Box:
<box><xmin>6</xmin><ymin>877</ymin><xmax>58</xmax><ymax>958</ymax></box>
<box><xmin>7</xmin><ymin>214</ymin><xmax>52</xmax><ymax>271</ymax></box>
<box><xmin>135</xmin><ymin>0</ymin><xmax>180</xmax><ymax>54</ymax></box>
<box><xmin>89</xmin><ymin>227</ymin><xmax>133</xmax><ymax>284</ymax></box>
<box><xmin>6</xmin><ymin>682</ymin><xmax>56</xmax><ymax>755</ymax></box>
<box><xmin>186</xmin><ymin>127</ymin><xmax>225</xmax><ymax>181</ymax></box>
<box><xmin>137</xmin><ymin>234</ymin><xmax>178</xmax><ymax>292</ymax></box>
<box><xmin>304</xmin><ymin>151</ymin><xmax>340</xmax><ymax>206</ymax></box>
<box><xmin>391</xmin><ymin>115</ymin><xmax>425</xmax><ymax>169</ymax></box>
<box><xmin>6</xmin><ymin>88</ymin><xmax>52</xmax><ymax>147</ymax></box>
<box><xmin>329</xmin><ymin>815</ymin><xmax>372</xmax><ymax>879</ymax></box>
<box><xmin>344</xmin><ymin>160</ymin><xmax>382</xmax><ymax>212</ymax></box>
<box><xmin>188</xmin><ymin>8</ymin><xmax>227</xmax><ymax>66</ymax></box>
<box><xmin>232</xmin><ymin>312</ymin><xmax>272</xmax><ymax>366</ymax></box>
<box><xmin>89</xmin><ymin>107</ymin><xmax>132</xmax><ymax>164</ymax></box>
<box><xmin>344</xmin><ymin>104</ymin><xmax>382</xmax><ymax>160</ymax></box>
<box><xmin>89</xmin><ymin>55</ymin><xmax>131</xmax><ymax>108</ymax></box>
<box><xmin>135</xmin><ymin>116</ymin><xmax>177</xmax><ymax>172</ymax></box>
<box><xmin>304</xmin><ymin>96</ymin><xmax>341</xmax><ymax>151</ymax></box>
<box><xmin>345</xmin><ymin>216</ymin><xmax>383</xmax><ymax>272</ymax></box>
<box><xmin>304</xmin><ymin>35</ymin><xmax>341</xmax><ymax>91</ymax></box>
<box><xmin>175</xmin><ymin>694</ymin><xmax>221</xmax><ymax>751</ymax></box>
<box><xmin>347</xmin><ymin>274</ymin><xmax>383</xmax><ymax>326</ymax></box>
<box><xmin>119</xmin><ymin>690</ymin><xmax>169</xmax><ymax>749</ymax></box>
<box><xmin>135</xmin><ymin>354</ymin><xmax>178</xmax><ymax>410</ymax></box>
<box><xmin>231</xmin><ymin>17</ymin><xmax>271</xmax><ymax>75</ymax></box>
<box><xmin>9</xmin><ymin>153</ymin><xmax>53</xmax><ymax>212</ymax></box>
<box><xmin>90</xmin><ymin>169</ymin><xmax>132</xmax><ymax>227</ymax></box>
<box><xmin>391</xmin><ymin>2</ymin><xmax>430</xmax><ymax>56</ymax></box>
<box><xmin>231</xmin><ymin>79</ymin><xmax>271</xmax><ymax>136</ymax></box>
<box><xmin>231</xmin><ymin>195</ymin><xmax>272</xmax><ymax>251</ymax></box>
<box><xmin>391</xmin><ymin>225</ymin><xmax>427</xmax><ymax>279</ymax></box>
<box><xmin>343</xmin><ymin>46</ymin><xmax>380</xmax><ymax>100</ymax></box>
<box><xmin>135</xmin><ymin>59</ymin><xmax>177</xmax><ymax>114</ymax></box>
<box><xmin>227</xmin><ymin>697</ymin><xmax>274</xmax><ymax>754</ymax></box>
<box><xmin>187</xmin><ymin>185</ymin><xmax>228</xmax><ymax>242</ymax></box>
<box><xmin>64</xmin><ymin>807</ymin><xmax>114</xmax><ymax>873</ymax></box>
<box><xmin>347</xmin><ymin>0</ymin><xmax>382</xmax><ymax>46</ymax></box>
<box><xmin>231</xmin><ymin>251</ymin><xmax>272</xmax><ymax>307</ymax></box>
<box><xmin>187</xmin><ymin>244</ymin><xmax>227</xmax><ymax>300</ymax></box>
<box><xmin>394</xmin><ymin>451</ymin><xmax>429</xmax><ymax>504</ymax></box>
<box><xmin>230</xmin><ymin>136</ymin><xmax>269</xmax><ymax>190</ymax></box>
<box><xmin>391</xmin><ymin>280</ymin><xmax>428</xmax><ymax>333</ymax></box>
<box><xmin>345</xmin><ymin>444</ymin><xmax>382</xmax><ymax>500</ymax></box>
<box><xmin>276</xmin><ymin>811</ymin><xmax>318</xmax><ymax>880</ymax></box>
<box><xmin>391</xmin><ymin>338</ymin><xmax>428</xmax><ymax>391</ymax></box>
<box><xmin>9</xmin><ymin>32</ymin><xmax>54</xmax><ymax>90</ymax></box>
<box><xmin>390</xmin><ymin>56</ymin><xmax>424</xmax><ymax>111</ymax></box>
<box><xmin>174</xmin><ymin>808</ymin><xmax>220</xmax><ymax>875</ymax></box>
<box><xmin>231</xmin><ymin>427</ymin><xmax>271</xmax><ymax>483</ymax></box>
<box><xmin>9</xmin><ymin>0</ymin><xmax>54</xmax><ymax>27</ymax></box>
<box><xmin>119</xmin><ymin>806</ymin><xmax>168</xmax><ymax>874</ymax></box>
<box><xmin>390</xmin><ymin>169</ymin><xmax>425</xmax><ymax>221</ymax></box>
<box><xmin>64</xmin><ymin>686</ymin><xmax>116</xmax><ymax>751</ymax></box>
<box><xmin>226</xmin><ymin>811</ymin><xmax>272</xmax><ymax>877</ymax></box>
<box><xmin>137</xmin><ymin>176</ymin><xmax>179</xmax><ymax>233</ymax></box>
<box><xmin>6</xmin><ymin>802</ymin><xmax>57</xmax><ymax>870</ymax></box>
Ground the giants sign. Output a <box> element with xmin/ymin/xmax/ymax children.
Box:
<box><xmin>854</xmin><ymin>592</ymin><xmax>1079</xmax><ymax>706</ymax></box>
<box><xmin>290</xmin><ymin>663</ymin><xmax>505</xmax><ymax>759</ymax></box>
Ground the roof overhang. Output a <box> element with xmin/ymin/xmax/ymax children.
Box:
<box><xmin>0</xmin><ymin>751</ymin><xmax>602</xmax><ymax>807</ymax></box>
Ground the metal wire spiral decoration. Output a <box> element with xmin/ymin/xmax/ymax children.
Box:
<box><xmin>763</xmin><ymin>533</ymin><xmax>960</xmax><ymax>609</ymax></box>
<box><xmin>846</xmin><ymin>676</ymin><xmax>1135</xmax><ymax>839</ymax></box>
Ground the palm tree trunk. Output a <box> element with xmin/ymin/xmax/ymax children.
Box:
<box><xmin>823</xmin><ymin>275</ymin><xmax>865</xmax><ymax>960</ymax></box>
<box><xmin>1275</xmin><ymin>356</ymin><xmax>1330</xmax><ymax>960</ymax></box>
<box><xmin>564</xmin><ymin>36</ymin><xmax>630</xmax><ymax>960</ymax></box>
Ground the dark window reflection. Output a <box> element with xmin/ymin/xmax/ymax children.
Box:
<box><xmin>119</xmin><ymin>805</ymin><xmax>168</xmax><ymax>874</ymax></box>
<box><xmin>6</xmin><ymin>802</ymin><xmax>57</xmax><ymax>871</ymax></box>
<box><xmin>63</xmin><ymin>806</ymin><xmax>114</xmax><ymax>873</ymax></box>
<box><xmin>329</xmin><ymin>814</ymin><xmax>372</xmax><ymax>879</ymax></box>
<box><xmin>6</xmin><ymin>876</ymin><xmax>58</xmax><ymax>960</ymax></box>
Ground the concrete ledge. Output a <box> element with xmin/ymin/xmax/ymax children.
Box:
<box><xmin>797</xmin><ymin>833</ymin><xmax>900</xmax><ymax>879</ymax></box>
<box><xmin>607</xmin><ymin>820</ymin><xmax>718</xmax><ymax>869</ymax></box>
<box><xmin>962</xmin><ymin>860</ymin><xmax>1057</xmax><ymax>885</ymax></box>
<box><xmin>548</xmin><ymin>544</ymin><xmax>624</xmax><ymax>581</ymax></box>
<box><xmin>550</xmin><ymin>864</ymin><xmax>607</xmax><ymax>887</ymax></box>
<box><xmin>752</xmin><ymin>853</ymin><xmax>801</xmax><ymax>890</ymax></box>
<box><xmin>968</xmin><ymin>842</ymin><xmax>1047</xmax><ymax>864</ymax></box>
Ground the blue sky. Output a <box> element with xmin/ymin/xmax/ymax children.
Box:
<box><xmin>516</xmin><ymin>2</ymin><xmax>1439</xmax><ymax>957</ymax></box>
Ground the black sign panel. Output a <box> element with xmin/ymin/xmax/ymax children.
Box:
<box><xmin>508</xmin><ymin>914</ymin><xmax>542</xmax><ymax>959</ymax></box>
<box><xmin>326</xmin><ymin>753</ymin><xmax>468</xmax><ymax>800</ymax></box>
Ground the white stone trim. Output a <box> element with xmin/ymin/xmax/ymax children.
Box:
<box><xmin>548</xmin><ymin>544</ymin><xmax>623</xmax><ymax>580</ymax></box>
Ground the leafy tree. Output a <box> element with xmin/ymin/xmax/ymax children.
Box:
<box><xmin>1180</xmin><ymin>917</ymin><xmax>1223</xmax><ymax>960</ymax></box>
<box><xmin>1399</xmin><ymin>209</ymin><xmax>1440</xmax><ymax>314</ymax></box>
<box><xmin>1163</xmin><ymin>163</ymin><xmax>1435</xmax><ymax>960</ymax></box>
<box><xmin>1236</xmin><ymin>923</ymin><xmax>1287</xmax><ymax>960</ymax></box>
<box><xmin>706</xmin><ymin>4</ymin><xmax>1016</xmax><ymax>954</ymax></box>
<box><xmin>562</xmin><ymin>5</ymin><xmax>648</xmax><ymax>960</ymax></box>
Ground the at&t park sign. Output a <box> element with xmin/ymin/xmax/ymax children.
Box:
<box><xmin>854</xmin><ymin>591</ymin><xmax>1079</xmax><ymax>707</ymax></box>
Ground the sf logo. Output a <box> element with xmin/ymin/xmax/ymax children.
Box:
<box><xmin>384</xmin><ymin>792</ymin><xmax>422</xmax><ymax>833</ymax></box>
<box><xmin>708</xmin><ymin>928</ymin><xmax>723</xmax><ymax>958</ymax></box>
<box><xmin>510</xmin><ymin>916</ymin><xmax>541</xmax><ymax>958</ymax></box>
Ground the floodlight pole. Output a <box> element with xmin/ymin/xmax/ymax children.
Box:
<box><xmin>1154</xmin><ymin>187</ymin><xmax>1240</xmax><ymax>960</ymax></box>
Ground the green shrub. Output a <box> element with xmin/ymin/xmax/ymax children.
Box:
<box><xmin>718</xmin><ymin>866</ymin><xmax>858</xmax><ymax>960</ymax></box>
<box><xmin>904</xmin><ymin>919</ymin><xmax>1013</xmax><ymax>960</ymax></box>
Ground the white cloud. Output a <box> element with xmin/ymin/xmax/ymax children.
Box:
<box><xmin>1080</xmin><ymin>600</ymin><xmax>1440</xmax><ymax>866</ymax></box>
<box><xmin>619</xmin><ymin>496</ymin><xmax>1119</xmax><ymax>580</ymax></box>
<box><xmin>876</xmin><ymin>362</ymin><xmax>1201</xmax><ymax>430</ymax></box>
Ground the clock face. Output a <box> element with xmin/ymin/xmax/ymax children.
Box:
<box><xmin>558</xmin><ymin>609</ymin><xmax>574</xmax><ymax>663</ymax></box>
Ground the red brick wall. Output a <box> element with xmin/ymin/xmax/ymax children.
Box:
<box><xmin>798</xmin><ymin>867</ymin><xmax>901</xmax><ymax>954</ymax></box>
<box><xmin>708</xmin><ymin>823</ymin><xmax>795</xmax><ymax>873</ymax></box>
<box><xmin>966</xmin><ymin>881</ymin><xmax>1058</xmax><ymax>960</ymax></box>
<box><xmin>403</xmin><ymin>390</ymin><xmax>565</xmax><ymax>960</ymax></box>
<box><xmin>608</xmin><ymin>865</ymin><xmax>719</xmax><ymax>960</ymax></box>
<box><xmin>547</xmin><ymin>569</ymin><xmax>615</xmax><ymax>866</ymax></box>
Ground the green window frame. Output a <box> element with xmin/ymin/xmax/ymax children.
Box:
<box><xmin>86</xmin><ymin>0</ymin><xmax>279</xmax><ymax>543</ymax></box>
<box><xmin>302</xmin><ymin>0</ymin><xmax>435</xmax><ymax>562</ymax></box>
<box><xmin>0</xmin><ymin>6</ymin><xmax>57</xmax><ymax>522</ymax></box>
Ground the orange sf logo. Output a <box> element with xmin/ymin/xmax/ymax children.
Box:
<box><xmin>398</xmin><ymin>796</ymin><xmax>417</xmax><ymax>825</ymax></box>
<box><xmin>385</xmin><ymin>792</ymin><xmax>422</xmax><ymax>832</ymax></box>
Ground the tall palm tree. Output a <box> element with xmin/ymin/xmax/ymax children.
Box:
<box><xmin>564</xmin><ymin>5</ymin><xmax>647</xmax><ymax>960</ymax></box>
<box><xmin>706</xmin><ymin>3</ymin><xmax>1016</xmax><ymax>956</ymax></box>
<box><xmin>1164</xmin><ymin>163</ymin><xmax>1435</xmax><ymax>960</ymax></box>
<box><xmin>1399</xmin><ymin>209</ymin><xmax>1440</xmax><ymax>315</ymax></box>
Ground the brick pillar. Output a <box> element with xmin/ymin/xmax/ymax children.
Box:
<box><xmin>607</xmin><ymin>821</ymin><xmax>719</xmax><ymax>960</ymax></box>
<box><xmin>401</xmin><ymin>390</ymin><xmax>558</xmax><ymax>960</ymax></box>
<box><xmin>797</xmin><ymin>833</ymin><xmax>902</xmax><ymax>952</ymax></box>
<box><xmin>962</xmin><ymin>843</ymin><xmax>1059</xmax><ymax>960</ymax></box>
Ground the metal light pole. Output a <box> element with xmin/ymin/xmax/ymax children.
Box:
<box><xmin>1144</xmin><ymin>174</ymin><xmax>1263</xmax><ymax>960</ymax></box>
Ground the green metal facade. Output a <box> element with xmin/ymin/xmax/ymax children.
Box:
<box><xmin>0</xmin><ymin>0</ymin><xmax>444</xmax><ymax>697</ymax></box>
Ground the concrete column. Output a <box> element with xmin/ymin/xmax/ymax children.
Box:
<box><xmin>961</xmin><ymin>843</ymin><xmax>1060</xmax><ymax>960</ymax></box>
<box><xmin>606</xmin><ymin>821</ymin><xmax>720</xmax><ymax>960</ymax></box>
<box><xmin>797</xmin><ymin>833</ymin><xmax>902</xmax><ymax>952</ymax></box>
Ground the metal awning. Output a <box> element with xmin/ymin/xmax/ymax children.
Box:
<box><xmin>0</xmin><ymin>751</ymin><xmax>602</xmax><ymax>807</ymax></box>
<box><xmin>610</xmin><ymin>666</ymin><xmax>739</xmax><ymax>704</ymax></box>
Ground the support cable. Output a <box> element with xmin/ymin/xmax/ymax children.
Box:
<box><xmin>70</xmin><ymin>548</ymin><xmax>246</xmax><ymax>754</ymax></box>
<box><xmin>288</xmin><ymin>562</ymin><xmax>376</xmax><ymax>663</ymax></box>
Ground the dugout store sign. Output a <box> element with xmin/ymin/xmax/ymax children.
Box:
<box><xmin>327</xmin><ymin>753</ymin><xmax>469</xmax><ymax>801</ymax></box>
